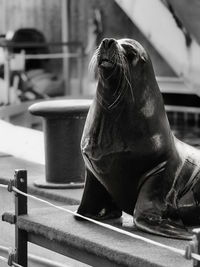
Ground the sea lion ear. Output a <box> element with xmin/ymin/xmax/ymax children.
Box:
<box><xmin>132</xmin><ymin>54</ymin><xmax>140</xmax><ymax>66</ymax></box>
<box><xmin>140</xmin><ymin>53</ymin><xmax>147</xmax><ymax>63</ymax></box>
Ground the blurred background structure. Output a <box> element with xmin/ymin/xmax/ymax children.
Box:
<box><xmin>1</xmin><ymin>0</ymin><xmax>200</xmax><ymax>186</ymax></box>
<box><xmin>1</xmin><ymin>1</ymin><xmax>200</xmax><ymax>266</ymax></box>
<box><xmin>1</xmin><ymin>0</ymin><xmax>200</xmax><ymax>114</ymax></box>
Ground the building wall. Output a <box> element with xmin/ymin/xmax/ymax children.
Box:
<box><xmin>68</xmin><ymin>0</ymin><xmax>89</xmax><ymax>48</ymax></box>
<box><xmin>0</xmin><ymin>0</ymin><xmax>61</xmax><ymax>45</ymax></box>
<box><xmin>88</xmin><ymin>0</ymin><xmax>175</xmax><ymax>76</ymax></box>
<box><xmin>0</xmin><ymin>0</ymin><xmax>175</xmax><ymax>93</ymax></box>
<box><xmin>0</xmin><ymin>0</ymin><xmax>175</xmax><ymax>76</ymax></box>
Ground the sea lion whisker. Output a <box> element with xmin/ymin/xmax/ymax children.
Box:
<box><xmin>88</xmin><ymin>47</ymin><xmax>101</xmax><ymax>73</ymax></box>
<box><xmin>110</xmin><ymin>56</ymin><xmax>129</xmax><ymax>98</ymax></box>
<box><xmin>112</xmin><ymin>68</ymin><xmax>127</xmax><ymax>97</ymax></box>
<box><xmin>127</xmin><ymin>79</ymin><xmax>135</xmax><ymax>104</ymax></box>
<box><xmin>107</xmin><ymin>87</ymin><xmax>126</xmax><ymax>109</ymax></box>
<box><xmin>120</xmin><ymin>62</ymin><xmax>134</xmax><ymax>104</ymax></box>
<box><xmin>89</xmin><ymin>56</ymin><xmax>98</xmax><ymax>76</ymax></box>
<box><xmin>102</xmin><ymin>64</ymin><xmax>119</xmax><ymax>80</ymax></box>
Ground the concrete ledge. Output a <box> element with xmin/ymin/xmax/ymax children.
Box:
<box><xmin>0</xmin><ymin>119</ymin><xmax>44</xmax><ymax>164</ymax></box>
<box><xmin>17</xmin><ymin>206</ymin><xmax>191</xmax><ymax>267</ymax></box>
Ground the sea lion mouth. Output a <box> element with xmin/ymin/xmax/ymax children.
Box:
<box><xmin>98</xmin><ymin>58</ymin><xmax>114</xmax><ymax>69</ymax></box>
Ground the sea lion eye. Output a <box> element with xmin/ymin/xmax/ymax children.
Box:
<box><xmin>121</xmin><ymin>44</ymin><xmax>138</xmax><ymax>60</ymax></box>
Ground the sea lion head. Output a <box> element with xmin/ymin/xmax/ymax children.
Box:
<box><xmin>90</xmin><ymin>38</ymin><xmax>158</xmax><ymax>110</ymax></box>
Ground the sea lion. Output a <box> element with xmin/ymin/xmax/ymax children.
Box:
<box><xmin>77</xmin><ymin>37</ymin><xmax>200</xmax><ymax>240</ymax></box>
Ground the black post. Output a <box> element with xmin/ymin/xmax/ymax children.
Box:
<box><xmin>14</xmin><ymin>169</ymin><xmax>28</xmax><ymax>267</ymax></box>
<box><xmin>192</xmin><ymin>228</ymin><xmax>200</xmax><ymax>267</ymax></box>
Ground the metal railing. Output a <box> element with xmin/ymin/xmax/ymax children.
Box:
<box><xmin>0</xmin><ymin>40</ymin><xmax>84</xmax><ymax>104</ymax></box>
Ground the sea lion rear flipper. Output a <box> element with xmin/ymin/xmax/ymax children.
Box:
<box><xmin>76</xmin><ymin>169</ymin><xmax>122</xmax><ymax>220</ymax></box>
<box><xmin>134</xmin><ymin>173</ymin><xmax>193</xmax><ymax>240</ymax></box>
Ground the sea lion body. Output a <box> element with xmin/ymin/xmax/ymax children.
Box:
<box><xmin>77</xmin><ymin>38</ymin><xmax>200</xmax><ymax>239</ymax></box>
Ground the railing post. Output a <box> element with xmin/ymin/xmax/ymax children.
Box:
<box><xmin>4</xmin><ymin>47</ymin><xmax>11</xmax><ymax>105</ymax></box>
<box><xmin>78</xmin><ymin>46</ymin><xmax>84</xmax><ymax>95</ymax></box>
<box><xmin>14</xmin><ymin>169</ymin><xmax>28</xmax><ymax>267</ymax></box>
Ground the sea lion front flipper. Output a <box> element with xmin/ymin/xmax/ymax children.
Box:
<box><xmin>77</xmin><ymin>169</ymin><xmax>122</xmax><ymax>220</ymax></box>
<box><xmin>134</xmin><ymin>173</ymin><xmax>193</xmax><ymax>240</ymax></box>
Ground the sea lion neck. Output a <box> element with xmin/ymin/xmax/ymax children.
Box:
<box><xmin>130</xmin><ymin>58</ymin><xmax>164</xmax><ymax>116</ymax></box>
<box><xmin>96</xmin><ymin>68</ymin><xmax>127</xmax><ymax>111</ymax></box>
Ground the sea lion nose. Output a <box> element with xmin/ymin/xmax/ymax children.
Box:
<box><xmin>102</xmin><ymin>38</ymin><xmax>116</xmax><ymax>49</ymax></box>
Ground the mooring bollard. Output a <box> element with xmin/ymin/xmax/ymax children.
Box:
<box><xmin>29</xmin><ymin>99</ymin><xmax>92</xmax><ymax>188</ymax></box>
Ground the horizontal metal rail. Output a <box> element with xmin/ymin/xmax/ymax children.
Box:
<box><xmin>157</xmin><ymin>76</ymin><xmax>198</xmax><ymax>95</ymax></box>
<box><xmin>165</xmin><ymin>105</ymin><xmax>200</xmax><ymax>114</ymax></box>
<box><xmin>24</xmin><ymin>52</ymin><xmax>80</xmax><ymax>60</ymax></box>
<box><xmin>0</xmin><ymin>41</ymin><xmax>83</xmax><ymax>48</ymax></box>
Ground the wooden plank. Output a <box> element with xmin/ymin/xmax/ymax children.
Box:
<box><xmin>17</xmin><ymin>207</ymin><xmax>191</xmax><ymax>267</ymax></box>
<box><xmin>28</xmin><ymin>233</ymin><xmax>121</xmax><ymax>267</ymax></box>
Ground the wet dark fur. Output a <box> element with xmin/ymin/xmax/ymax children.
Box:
<box><xmin>77</xmin><ymin>38</ymin><xmax>200</xmax><ymax>240</ymax></box>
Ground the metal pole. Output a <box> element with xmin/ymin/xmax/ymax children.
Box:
<box><xmin>14</xmin><ymin>169</ymin><xmax>28</xmax><ymax>267</ymax></box>
<box><xmin>4</xmin><ymin>47</ymin><xmax>10</xmax><ymax>104</ymax></box>
<box><xmin>61</xmin><ymin>0</ymin><xmax>70</xmax><ymax>95</ymax></box>
<box><xmin>77</xmin><ymin>46</ymin><xmax>83</xmax><ymax>95</ymax></box>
